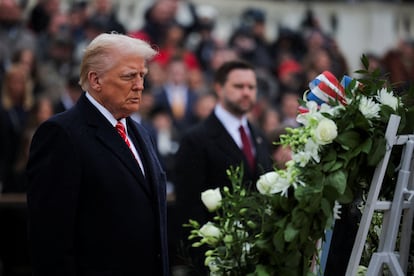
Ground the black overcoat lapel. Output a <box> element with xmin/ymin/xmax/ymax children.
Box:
<box><xmin>78</xmin><ymin>95</ymin><xmax>152</xmax><ymax>197</ymax></box>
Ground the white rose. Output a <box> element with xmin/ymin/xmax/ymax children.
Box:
<box><xmin>313</xmin><ymin>118</ymin><xmax>337</xmax><ymax>145</ymax></box>
<box><xmin>201</xmin><ymin>188</ymin><xmax>222</xmax><ymax>212</ymax></box>
<box><xmin>256</xmin><ymin>171</ymin><xmax>290</xmax><ymax>195</ymax></box>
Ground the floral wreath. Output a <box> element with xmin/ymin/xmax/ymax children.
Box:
<box><xmin>184</xmin><ymin>55</ymin><xmax>414</xmax><ymax>275</ymax></box>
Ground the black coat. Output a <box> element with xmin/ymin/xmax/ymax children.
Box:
<box><xmin>26</xmin><ymin>93</ymin><xmax>169</xmax><ymax>276</ymax></box>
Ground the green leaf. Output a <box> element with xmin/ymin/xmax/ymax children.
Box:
<box><xmin>273</xmin><ymin>229</ymin><xmax>285</xmax><ymax>252</ymax></box>
<box><xmin>367</xmin><ymin>136</ymin><xmax>386</xmax><ymax>166</ymax></box>
<box><xmin>253</xmin><ymin>265</ymin><xmax>271</xmax><ymax>276</ymax></box>
<box><xmin>325</xmin><ymin>170</ymin><xmax>347</xmax><ymax>195</ymax></box>
<box><xmin>284</xmin><ymin>223</ymin><xmax>299</xmax><ymax>242</ymax></box>
<box><xmin>379</xmin><ymin>105</ymin><xmax>395</xmax><ymax>123</ymax></box>
<box><xmin>321</xmin><ymin>147</ymin><xmax>337</xmax><ymax>162</ymax></box>
<box><xmin>360</xmin><ymin>137</ymin><xmax>373</xmax><ymax>154</ymax></box>
<box><xmin>328</xmin><ymin>160</ymin><xmax>344</xmax><ymax>172</ymax></box>
<box><xmin>284</xmin><ymin>251</ymin><xmax>302</xmax><ymax>268</ymax></box>
<box><xmin>323</xmin><ymin>184</ymin><xmax>340</xmax><ymax>202</ymax></box>
<box><xmin>320</xmin><ymin>198</ymin><xmax>332</xmax><ymax>217</ymax></box>
<box><xmin>337</xmin><ymin>186</ymin><xmax>354</xmax><ymax>204</ymax></box>
<box><xmin>361</xmin><ymin>54</ymin><xmax>369</xmax><ymax>70</ymax></box>
<box><xmin>336</xmin><ymin>130</ymin><xmax>361</xmax><ymax>149</ymax></box>
<box><xmin>275</xmin><ymin>217</ymin><xmax>287</xmax><ymax>228</ymax></box>
<box><xmin>292</xmin><ymin>209</ymin><xmax>308</xmax><ymax>228</ymax></box>
<box><xmin>278</xmin><ymin>195</ymin><xmax>292</xmax><ymax>212</ymax></box>
<box><xmin>354</xmin><ymin>112</ymin><xmax>371</xmax><ymax>129</ymax></box>
<box><xmin>322</xmin><ymin>159</ymin><xmax>337</xmax><ymax>172</ymax></box>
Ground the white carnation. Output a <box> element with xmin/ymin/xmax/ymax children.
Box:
<box><xmin>359</xmin><ymin>96</ymin><xmax>380</xmax><ymax>119</ymax></box>
<box><xmin>376</xmin><ymin>88</ymin><xmax>399</xmax><ymax>110</ymax></box>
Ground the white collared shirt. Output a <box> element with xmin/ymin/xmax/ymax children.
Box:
<box><xmin>214</xmin><ymin>104</ymin><xmax>255</xmax><ymax>153</ymax></box>
<box><xmin>85</xmin><ymin>92</ymin><xmax>145</xmax><ymax>175</ymax></box>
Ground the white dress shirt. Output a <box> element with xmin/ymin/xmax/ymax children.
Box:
<box><xmin>214</xmin><ymin>104</ymin><xmax>255</xmax><ymax>154</ymax></box>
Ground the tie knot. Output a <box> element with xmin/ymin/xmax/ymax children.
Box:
<box><xmin>239</xmin><ymin>125</ymin><xmax>247</xmax><ymax>135</ymax></box>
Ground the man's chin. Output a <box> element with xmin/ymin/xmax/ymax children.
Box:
<box><xmin>124</xmin><ymin>105</ymin><xmax>140</xmax><ymax>116</ymax></box>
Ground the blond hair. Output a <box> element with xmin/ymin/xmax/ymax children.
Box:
<box><xmin>1</xmin><ymin>64</ymin><xmax>34</xmax><ymax>111</ymax></box>
<box><xmin>79</xmin><ymin>33</ymin><xmax>158</xmax><ymax>91</ymax></box>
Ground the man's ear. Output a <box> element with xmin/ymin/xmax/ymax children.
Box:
<box><xmin>214</xmin><ymin>83</ymin><xmax>222</xmax><ymax>97</ymax></box>
<box><xmin>88</xmin><ymin>71</ymin><xmax>101</xmax><ymax>91</ymax></box>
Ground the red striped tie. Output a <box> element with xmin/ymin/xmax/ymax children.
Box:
<box><xmin>239</xmin><ymin>125</ymin><xmax>255</xmax><ymax>171</ymax></box>
<box><xmin>115</xmin><ymin>121</ymin><xmax>131</xmax><ymax>148</ymax></box>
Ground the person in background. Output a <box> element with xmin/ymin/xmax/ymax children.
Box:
<box><xmin>174</xmin><ymin>60</ymin><xmax>273</xmax><ymax>275</ymax></box>
<box><xmin>27</xmin><ymin>0</ymin><xmax>61</xmax><ymax>35</ymax></box>
<box><xmin>0</xmin><ymin>0</ymin><xmax>36</xmax><ymax>81</ymax></box>
<box><xmin>13</xmin><ymin>96</ymin><xmax>55</xmax><ymax>192</ymax></box>
<box><xmin>26</xmin><ymin>33</ymin><xmax>169</xmax><ymax>275</ymax></box>
<box><xmin>88</xmin><ymin>0</ymin><xmax>126</xmax><ymax>34</ymax></box>
<box><xmin>192</xmin><ymin>92</ymin><xmax>217</xmax><ymax>123</ymax></box>
<box><xmin>382</xmin><ymin>38</ymin><xmax>414</xmax><ymax>92</ymax></box>
<box><xmin>128</xmin><ymin>0</ymin><xmax>179</xmax><ymax>46</ymax></box>
<box><xmin>34</xmin><ymin>11</ymin><xmax>70</xmax><ymax>63</ymax></box>
<box><xmin>148</xmin><ymin>105</ymin><xmax>184</xmax><ymax>276</ymax></box>
<box><xmin>192</xmin><ymin>4</ymin><xmax>222</xmax><ymax>74</ymax></box>
<box><xmin>153</xmin><ymin>21</ymin><xmax>200</xmax><ymax>71</ymax></box>
<box><xmin>268</xmin><ymin>126</ymin><xmax>291</xmax><ymax>170</ymax></box>
<box><xmin>11</xmin><ymin>48</ymin><xmax>43</xmax><ymax>97</ymax></box>
<box><xmin>36</xmin><ymin>33</ymin><xmax>76</xmax><ymax>104</ymax></box>
<box><xmin>67</xmin><ymin>1</ymin><xmax>89</xmax><ymax>45</ymax></box>
<box><xmin>276</xmin><ymin>55</ymin><xmax>304</xmax><ymax>95</ymax></box>
<box><xmin>152</xmin><ymin>56</ymin><xmax>200</xmax><ymax>134</ymax></box>
<box><xmin>54</xmin><ymin>75</ymin><xmax>83</xmax><ymax>113</ymax></box>
<box><xmin>257</xmin><ymin>106</ymin><xmax>281</xmax><ymax>143</ymax></box>
<box><xmin>229</xmin><ymin>8</ymin><xmax>273</xmax><ymax>74</ymax></box>
<box><xmin>279</xmin><ymin>90</ymin><xmax>301</xmax><ymax>128</ymax></box>
<box><xmin>0</xmin><ymin>105</ymin><xmax>6</xmax><ymax>192</ymax></box>
<box><xmin>0</xmin><ymin>63</ymin><xmax>34</xmax><ymax>193</ymax></box>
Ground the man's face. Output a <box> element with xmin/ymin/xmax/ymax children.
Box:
<box><xmin>95</xmin><ymin>53</ymin><xmax>147</xmax><ymax>119</ymax></box>
<box><xmin>216</xmin><ymin>69</ymin><xmax>257</xmax><ymax>118</ymax></box>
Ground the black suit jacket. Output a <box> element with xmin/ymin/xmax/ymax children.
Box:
<box><xmin>174</xmin><ymin>111</ymin><xmax>273</xmax><ymax>228</ymax></box>
<box><xmin>26</xmin><ymin>93</ymin><xmax>169</xmax><ymax>276</ymax></box>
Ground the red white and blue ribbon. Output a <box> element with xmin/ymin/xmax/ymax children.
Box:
<box><xmin>340</xmin><ymin>75</ymin><xmax>360</xmax><ymax>94</ymax></box>
<box><xmin>298</xmin><ymin>72</ymin><xmax>361</xmax><ymax>114</ymax></box>
<box><xmin>306</xmin><ymin>71</ymin><xmax>346</xmax><ymax>106</ymax></box>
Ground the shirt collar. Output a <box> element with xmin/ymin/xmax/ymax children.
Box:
<box><xmin>214</xmin><ymin>104</ymin><xmax>248</xmax><ymax>131</ymax></box>
<box><xmin>85</xmin><ymin>91</ymin><xmax>124</xmax><ymax>128</ymax></box>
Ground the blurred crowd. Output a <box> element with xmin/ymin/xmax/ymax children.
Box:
<box><xmin>0</xmin><ymin>0</ymin><xmax>414</xmax><ymax>274</ymax></box>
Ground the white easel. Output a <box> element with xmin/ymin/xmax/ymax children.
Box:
<box><xmin>346</xmin><ymin>114</ymin><xmax>414</xmax><ymax>275</ymax></box>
